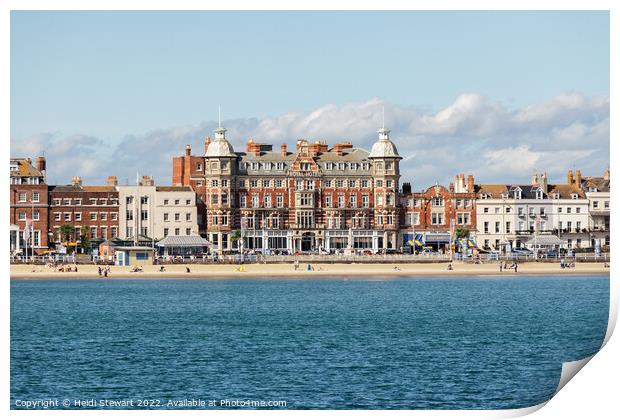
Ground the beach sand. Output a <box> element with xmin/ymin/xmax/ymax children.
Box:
<box><xmin>10</xmin><ymin>261</ymin><xmax>610</xmax><ymax>279</ymax></box>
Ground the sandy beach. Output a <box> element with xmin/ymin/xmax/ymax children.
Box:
<box><xmin>10</xmin><ymin>261</ymin><xmax>610</xmax><ymax>279</ymax></box>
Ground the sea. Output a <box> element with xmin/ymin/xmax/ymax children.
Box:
<box><xmin>10</xmin><ymin>275</ymin><xmax>609</xmax><ymax>409</ymax></box>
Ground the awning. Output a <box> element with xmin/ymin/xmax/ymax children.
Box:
<box><xmin>156</xmin><ymin>235</ymin><xmax>211</xmax><ymax>247</ymax></box>
<box><xmin>456</xmin><ymin>238</ymin><xmax>478</xmax><ymax>248</ymax></box>
<box><xmin>524</xmin><ymin>235</ymin><xmax>563</xmax><ymax>246</ymax></box>
<box><xmin>405</xmin><ymin>234</ymin><xmax>424</xmax><ymax>247</ymax></box>
<box><xmin>425</xmin><ymin>234</ymin><xmax>450</xmax><ymax>243</ymax></box>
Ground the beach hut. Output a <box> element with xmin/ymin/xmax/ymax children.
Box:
<box><xmin>114</xmin><ymin>246</ymin><xmax>155</xmax><ymax>266</ymax></box>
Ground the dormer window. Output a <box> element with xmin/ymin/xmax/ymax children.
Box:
<box><xmin>588</xmin><ymin>187</ymin><xmax>597</xmax><ymax>192</ymax></box>
<box><xmin>553</xmin><ymin>193</ymin><xmax>560</xmax><ymax>199</ymax></box>
<box><xmin>501</xmin><ymin>193</ymin><xmax>509</xmax><ymax>199</ymax></box>
<box><xmin>536</xmin><ymin>190</ymin><xmax>544</xmax><ymax>200</ymax></box>
<box><xmin>571</xmin><ymin>193</ymin><xmax>578</xmax><ymax>200</ymax></box>
<box><xmin>480</xmin><ymin>193</ymin><xmax>489</xmax><ymax>199</ymax></box>
<box><xmin>513</xmin><ymin>191</ymin><xmax>521</xmax><ymax>199</ymax></box>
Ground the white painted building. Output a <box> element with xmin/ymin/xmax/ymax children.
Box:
<box><xmin>117</xmin><ymin>178</ymin><xmax>198</xmax><ymax>241</ymax></box>
<box><xmin>475</xmin><ymin>173</ymin><xmax>589</xmax><ymax>252</ymax></box>
<box><xmin>577</xmin><ymin>169</ymin><xmax>610</xmax><ymax>248</ymax></box>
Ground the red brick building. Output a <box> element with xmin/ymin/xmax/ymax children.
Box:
<box><xmin>10</xmin><ymin>157</ymin><xmax>50</xmax><ymax>255</ymax></box>
<box><xmin>49</xmin><ymin>176</ymin><xmax>120</xmax><ymax>248</ymax></box>
<box><xmin>400</xmin><ymin>174</ymin><xmax>477</xmax><ymax>251</ymax></box>
<box><xmin>172</xmin><ymin>124</ymin><xmax>402</xmax><ymax>253</ymax></box>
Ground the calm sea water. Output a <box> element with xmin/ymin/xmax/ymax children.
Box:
<box><xmin>11</xmin><ymin>275</ymin><xmax>609</xmax><ymax>409</ymax></box>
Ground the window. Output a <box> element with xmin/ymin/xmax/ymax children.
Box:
<box><xmin>64</xmin><ymin>212</ymin><xmax>71</xmax><ymax>221</ymax></box>
<box><xmin>186</xmin><ymin>213</ymin><xmax>191</xmax><ymax>221</ymax></box>
<box><xmin>361</xmin><ymin>180</ymin><xmax>369</xmax><ymax>188</ymax></box>
<box><xmin>18</xmin><ymin>192</ymin><xmax>26</xmax><ymax>202</ymax></box>
<box><xmin>495</xmin><ymin>221</ymin><xmax>500</xmax><ymax>233</ymax></box>
<box><xmin>164</xmin><ymin>199</ymin><xmax>169</xmax><ymax>205</ymax></box>
<box><xmin>325</xmin><ymin>195</ymin><xmax>332</xmax><ymax>207</ymax></box>
<box><xmin>567</xmin><ymin>207</ymin><xmax>572</xmax><ymax>214</ymax></box>
<box><xmin>31</xmin><ymin>192</ymin><xmax>40</xmax><ymax>202</ymax></box>
<box><xmin>32</xmin><ymin>211</ymin><xmax>40</xmax><ymax>221</ymax></box>
<box><xmin>376</xmin><ymin>180</ymin><xmax>383</xmax><ymax>187</ymax></box>
<box><xmin>592</xmin><ymin>201</ymin><xmax>599</xmax><ymax>209</ymax></box>
<box><xmin>240</xmin><ymin>194</ymin><xmax>247</xmax><ymax>208</ymax></box>
<box><xmin>89</xmin><ymin>212</ymin><xmax>97</xmax><ymax>221</ymax></box>
<box><xmin>484</xmin><ymin>221</ymin><xmax>489</xmax><ymax>234</ymax></box>
<box><xmin>186</xmin><ymin>228</ymin><xmax>192</xmax><ymax>235</ymax></box>
<box><xmin>483</xmin><ymin>207</ymin><xmax>489</xmax><ymax>214</ymax></box>
<box><xmin>164</xmin><ymin>213</ymin><xmax>169</xmax><ymax>221</ymax></box>
<box><xmin>186</xmin><ymin>199</ymin><xmax>191</xmax><ymax>205</ymax></box>
<box><xmin>276</xmin><ymin>195</ymin><xmax>283</xmax><ymax>208</ymax></box>
<box><xmin>75</xmin><ymin>198</ymin><xmax>82</xmax><ymax>205</ymax></box>
<box><xmin>349</xmin><ymin>195</ymin><xmax>357</xmax><ymax>208</ymax></box>
<box><xmin>336</xmin><ymin>179</ymin><xmax>344</xmax><ymax>188</ymax></box>
<box><xmin>175</xmin><ymin>228</ymin><xmax>180</xmax><ymax>235</ymax></box>
<box><xmin>505</xmin><ymin>221</ymin><xmax>511</xmax><ymax>233</ymax></box>
<box><xmin>126</xmin><ymin>210</ymin><xmax>133</xmax><ymax>221</ymax></box>
<box><xmin>18</xmin><ymin>212</ymin><xmax>26</xmax><ymax>221</ymax></box>
<box><xmin>431</xmin><ymin>212</ymin><xmax>444</xmax><ymax>225</ymax></box>
<box><xmin>175</xmin><ymin>213</ymin><xmax>180</xmax><ymax>221</ymax></box>
<box><xmin>101</xmin><ymin>213</ymin><xmax>107</xmax><ymax>221</ymax></box>
<box><xmin>90</xmin><ymin>227</ymin><xmax>97</xmax><ymax>239</ymax></box>
<box><xmin>457</xmin><ymin>213</ymin><xmax>470</xmax><ymax>225</ymax></box>
<box><xmin>164</xmin><ymin>228</ymin><xmax>169</xmax><ymax>237</ymax></box>
<box><xmin>576</xmin><ymin>207</ymin><xmax>581</xmax><ymax>214</ymax></box>
<box><xmin>432</xmin><ymin>197</ymin><xmax>443</xmax><ymax>206</ymax></box>
<box><xmin>362</xmin><ymin>195</ymin><xmax>369</xmax><ymax>208</ymax></box>
<box><xmin>75</xmin><ymin>213</ymin><xmax>82</xmax><ymax>222</ymax></box>
<box><xmin>54</xmin><ymin>212</ymin><xmax>61</xmax><ymax>221</ymax></box>
<box><xmin>604</xmin><ymin>201</ymin><xmax>609</xmax><ymax>209</ymax></box>
<box><xmin>126</xmin><ymin>196</ymin><xmax>133</xmax><ymax>205</ymax></box>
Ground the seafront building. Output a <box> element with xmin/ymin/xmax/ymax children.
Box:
<box><xmin>399</xmin><ymin>174</ymin><xmax>478</xmax><ymax>252</ymax></box>
<box><xmin>474</xmin><ymin>172</ymin><xmax>590</xmax><ymax>252</ymax></box>
<box><xmin>8</xmin><ymin>125</ymin><xmax>611</xmax><ymax>257</ymax></box>
<box><xmin>117</xmin><ymin>176</ymin><xmax>199</xmax><ymax>242</ymax></box>
<box><xmin>9</xmin><ymin>157</ymin><xmax>49</xmax><ymax>253</ymax></box>
<box><xmin>172</xmin><ymin>124</ymin><xmax>402</xmax><ymax>254</ymax></box>
<box><xmin>577</xmin><ymin>169</ymin><xmax>610</xmax><ymax>248</ymax></box>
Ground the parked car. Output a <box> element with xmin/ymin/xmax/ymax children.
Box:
<box><xmin>511</xmin><ymin>248</ymin><xmax>534</xmax><ymax>257</ymax></box>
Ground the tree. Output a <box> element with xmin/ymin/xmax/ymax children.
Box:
<box><xmin>231</xmin><ymin>229</ymin><xmax>242</xmax><ymax>251</ymax></box>
<box><xmin>60</xmin><ymin>224</ymin><xmax>74</xmax><ymax>243</ymax></box>
<box><xmin>79</xmin><ymin>225</ymin><xmax>91</xmax><ymax>253</ymax></box>
<box><xmin>455</xmin><ymin>228</ymin><xmax>470</xmax><ymax>239</ymax></box>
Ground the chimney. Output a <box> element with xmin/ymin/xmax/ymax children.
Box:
<box><xmin>467</xmin><ymin>175</ymin><xmax>474</xmax><ymax>193</ymax></box>
<box><xmin>106</xmin><ymin>176</ymin><xmax>118</xmax><ymax>187</ymax></box>
<box><xmin>71</xmin><ymin>176</ymin><xmax>82</xmax><ymax>186</ymax></box>
<box><xmin>531</xmin><ymin>173</ymin><xmax>539</xmax><ymax>185</ymax></box>
<box><xmin>575</xmin><ymin>170</ymin><xmax>582</xmax><ymax>186</ymax></box>
<box><xmin>35</xmin><ymin>156</ymin><xmax>46</xmax><ymax>181</ymax></box>
<box><xmin>246</xmin><ymin>139</ymin><xmax>261</xmax><ymax>156</ymax></box>
<box><xmin>604</xmin><ymin>168</ymin><xmax>610</xmax><ymax>180</ymax></box>
<box><xmin>204</xmin><ymin>136</ymin><xmax>211</xmax><ymax>154</ymax></box>
<box><xmin>540</xmin><ymin>172</ymin><xmax>548</xmax><ymax>193</ymax></box>
<box><xmin>140</xmin><ymin>175</ymin><xmax>154</xmax><ymax>186</ymax></box>
<box><xmin>185</xmin><ymin>144</ymin><xmax>191</xmax><ymax>156</ymax></box>
<box><xmin>567</xmin><ymin>170</ymin><xmax>574</xmax><ymax>185</ymax></box>
<box><xmin>449</xmin><ymin>182</ymin><xmax>454</xmax><ymax>193</ymax></box>
<box><xmin>402</xmin><ymin>182</ymin><xmax>412</xmax><ymax>195</ymax></box>
<box><xmin>281</xmin><ymin>143</ymin><xmax>287</xmax><ymax>156</ymax></box>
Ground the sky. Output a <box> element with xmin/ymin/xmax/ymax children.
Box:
<box><xmin>10</xmin><ymin>11</ymin><xmax>610</xmax><ymax>188</ymax></box>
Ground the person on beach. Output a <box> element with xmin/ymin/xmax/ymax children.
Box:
<box><xmin>499</xmin><ymin>262</ymin><xmax>503</xmax><ymax>272</ymax></box>
<box><xmin>159</xmin><ymin>265</ymin><xmax>166</xmax><ymax>272</ymax></box>
<box><xmin>186</xmin><ymin>266</ymin><xmax>191</xmax><ymax>273</ymax></box>
<box><xmin>104</xmin><ymin>268</ymin><xmax>108</xmax><ymax>277</ymax></box>
<box><xmin>514</xmin><ymin>262</ymin><xmax>518</xmax><ymax>273</ymax></box>
<box><xmin>294</xmin><ymin>260</ymin><xmax>299</xmax><ymax>271</ymax></box>
<box><xmin>447</xmin><ymin>263</ymin><xmax>453</xmax><ymax>271</ymax></box>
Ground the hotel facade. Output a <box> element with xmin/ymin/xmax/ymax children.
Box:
<box><xmin>172</xmin><ymin>125</ymin><xmax>402</xmax><ymax>254</ymax></box>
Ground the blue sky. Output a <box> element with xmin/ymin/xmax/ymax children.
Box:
<box><xmin>10</xmin><ymin>11</ymin><xmax>610</xmax><ymax>186</ymax></box>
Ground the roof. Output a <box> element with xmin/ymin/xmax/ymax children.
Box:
<box><xmin>115</xmin><ymin>246</ymin><xmax>155</xmax><ymax>251</ymax></box>
<box><xmin>205</xmin><ymin>138</ymin><xmax>236</xmax><ymax>158</ymax></box>
<box><xmin>476</xmin><ymin>183</ymin><xmax>584</xmax><ymax>199</ymax></box>
<box><xmin>524</xmin><ymin>235</ymin><xmax>564</xmax><ymax>246</ymax></box>
<box><xmin>368</xmin><ymin>138</ymin><xmax>400</xmax><ymax>158</ymax></box>
<box><xmin>156</xmin><ymin>235</ymin><xmax>210</xmax><ymax>247</ymax></box>
<box><xmin>10</xmin><ymin>158</ymin><xmax>44</xmax><ymax>178</ymax></box>
<box><xmin>156</xmin><ymin>186</ymin><xmax>193</xmax><ymax>192</ymax></box>
<box><xmin>82</xmin><ymin>186</ymin><xmax>117</xmax><ymax>192</ymax></box>
<box><xmin>582</xmin><ymin>176</ymin><xmax>610</xmax><ymax>193</ymax></box>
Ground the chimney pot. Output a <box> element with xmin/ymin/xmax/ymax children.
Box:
<box><xmin>281</xmin><ymin>143</ymin><xmax>287</xmax><ymax>155</ymax></box>
<box><xmin>106</xmin><ymin>176</ymin><xmax>118</xmax><ymax>187</ymax></box>
<box><xmin>467</xmin><ymin>175</ymin><xmax>474</xmax><ymax>192</ymax></box>
<box><xmin>567</xmin><ymin>170</ymin><xmax>574</xmax><ymax>185</ymax></box>
<box><xmin>604</xmin><ymin>169</ymin><xmax>610</xmax><ymax>180</ymax></box>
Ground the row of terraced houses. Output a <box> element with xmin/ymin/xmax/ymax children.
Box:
<box><xmin>10</xmin><ymin>124</ymin><xmax>610</xmax><ymax>256</ymax></box>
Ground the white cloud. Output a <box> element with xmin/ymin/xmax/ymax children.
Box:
<box><xmin>10</xmin><ymin>92</ymin><xmax>609</xmax><ymax>188</ymax></box>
